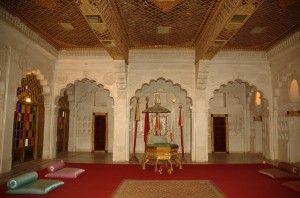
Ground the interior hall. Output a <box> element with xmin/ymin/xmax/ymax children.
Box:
<box><xmin>0</xmin><ymin>0</ymin><xmax>300</xmax><ymax>180</ymax></box>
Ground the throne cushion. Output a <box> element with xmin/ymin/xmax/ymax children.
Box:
<box><xmin>147</xmin><ymin>135</ymin><xmax>169</xmax><ymax>144</ymax></box>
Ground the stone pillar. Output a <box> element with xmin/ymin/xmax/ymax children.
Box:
<box><xmin>194</xmin><ymin>61</ymin><xmax>209</xmax><ymax>162</ymax></box>
<box><xmin>113</xmin><ymin>60</ymin><xmax>128</xmax><ymax>161</ymax></box>
<box><xmin>42</xmin><ymin>95</ymin><xmax>57</xmax><ymax>159</ymax></box>
<box><xmin>194</xmin><ymin>90</ymin><xmax>209</xmax><ymax>162</ymax></box>
<box><xmin>244</xmin><ymin>109</ymin><xmax>250</xmax><ymax>152</ymax></box>
<box><xmin>68</xmin><ymin>101</ymin><xmax>76</xmax><ymax>152</ymax></box>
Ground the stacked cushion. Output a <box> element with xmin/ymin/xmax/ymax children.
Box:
<box><xmin>258</xmin><ymin>162</ymin><xmax>300</xmax><ymax>179</ymax></box>
<box><xmin>6</xmin><ymin>171</ymin><xmax>64</xmax><ymax>194</ymax></box>
<box><xmin>45</xmin><ymin>161</ymin><xmax>85</xmax><ymax>178</ymax></box>
<box><xmin>278</xmin><ymin>162</ymin><xmax>299</xmax><ymax>174</ymax></box>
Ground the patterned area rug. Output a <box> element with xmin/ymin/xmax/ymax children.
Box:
<box><xmin>112</xmin><ymin>180</ymin><xmax>226</xmax><ymax>198</ymax></box>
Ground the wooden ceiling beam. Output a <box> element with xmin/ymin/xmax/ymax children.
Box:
<box><xmin>195</xmin><ymin>0</ymin><xmax>265</xmax><ymax>62</ymax></box>
<box><xmin>74</xmin><ymin>0</ymin><xmax>129</xmax><ymax>63</ymax></box>
<box><xmin>195</xmin><ymin>0</ymin><xmax>243</xmax><ymax>62</ymax></box>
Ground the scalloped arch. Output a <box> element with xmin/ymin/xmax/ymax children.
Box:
<box><xmin>131</xmin><ymin>77</ymin><xmax>191</xmax><ymax>104</ymax></box>
<box><xmin>209</xmin><ymin>79</ymin><xmax>268</xmax><ymax>107</ymax></box>
<box><xmin>54</xmin><ymin>78</ymin><xmax>115</xmax><ymax>106</ymax></box>
<box><xmin>26</xmin><ymin>69</ymin><xmax>50</xmax><ymax>95</ymax></box>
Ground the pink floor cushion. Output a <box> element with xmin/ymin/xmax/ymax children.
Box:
<box><xmin>282</xmin><ymin>181</ymin><xmax>300</xmax><ymax>193</ymax></box>
<box><xmin>258</xmin><ymin>168</ymin><xmax>300</xmax><ymax>179</ymax></box>
<box><xmin>47</xmin><ymin>160</ymin><xmax>65</xmax><ymax>173</ymax></box>
<box><xmin>45</xmin><ymin>167</ymin><xmax>85</xmax><ymax>178</ymax></box>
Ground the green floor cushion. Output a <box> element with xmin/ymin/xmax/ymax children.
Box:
<box><xmin>6</xmin><ymin>171</ymin><xmax>64</xmax><ymax>195</ymax></box>
<box><xmin>7</xmin><ymin>179</ymin><xmax>64</xmax><ymax>195</ymax></box>
<box><xmin>7</xmin><ymin>171</ymin><xmax>38</xmax><ymax>190</ymax></box>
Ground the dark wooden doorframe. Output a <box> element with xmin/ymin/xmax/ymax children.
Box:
<box><xmin>210</xmin><ymin>114</ymin><xmax>229</xmax><ymax>153</ymax></box>
<box><xmin>92</xmin><ymin>113</ymin><xmax>108</xmax><ymax>152</ymax></box>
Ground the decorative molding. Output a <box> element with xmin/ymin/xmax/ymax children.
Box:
<box><xmin>286</xmin><ymin>111</ymin><xmax>300</xmax><ymax>117</ymax></box>
<box><xmin>129</xmin><ymin>49</ymin><xmax>195</xmax><ymax>59</ymax></box>
<box><xmin>0</xmin><ymin>7</ymin><xmax>58</xmax><ymax>56</ymax></box>
<box><xmin>58</xmin><ymin>49</ymin><xmax>109</xmax><ymax>57</ymax></box>
<box><xmin>0</xmin><ymin>43</ymin><xmax>9</xmax><ymax>70</ymax></box>
<box><xmin>18</xmin><ymin>55</ymin><xmax>28</xmax><ymax>72</ymax></box>
<box><xmin>103</xmin><ymin>72</ymin><xmax>116</xmax><ymax>85</ymax></box>
<box><xmin>196</xmin><ymin>63</ymin><xmax>209</xmax><ymax>90</ymax></box>
<box><xmin>116</xmin><ymin>72</ymin><xmax>126</xmax><ymax>90</ymax></box>
<box><xmin>55</xmin><ymin>71</ymin><xmax>68</xmax><ymax>85</ymax></box>
<box><xmin>278</xmin><ymin>113</ymin><xmax>289</xmax><ymax>140</ymax></box>
<box><xmin>267</xmin><ymin>31</ymin><xmax>300</xmax><ymax>58</ymax></box>
<box><xmin>215</xmin><ymin>50</ymin><xmax>267</xmax><ymax>60</ymax></box>
<box><xmin>0</xmin><ymin>46</ymin><xmax>8</xmax><ymax>111</ymax></box>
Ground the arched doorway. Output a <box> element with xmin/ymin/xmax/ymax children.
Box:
<box><xmin>130</xmin><ymin>78</ymin><xmax>192</xmax><ymax>157</ymax></box>
<box><xmin>12</xmin><ymin>73</ymin><xmax>44</xmax><ymax>164</ymax></box>
<box><xmin>56</xmin><ymin>91</ymin><xmax>69</xmax><ymax>153</ymax></box>
<box><xmin>56</xmin><ymin>79</ymin><xmax>114</xmax><ymax>153</ymax></box>
<box><xmin>209</xmin><ymin>80</ymin><xmax>269</xmax><ymax>156</ymax></box>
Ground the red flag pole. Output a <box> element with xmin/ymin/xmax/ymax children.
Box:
<box><xmin>130</xmin><ymin>96</ymin><xmax>140</xmax><ymax>163</ymax></box>
<box><xmin>144</xmin><ymin>96</ymin><xmax>150</xmax><ymax>147</ymax></box>
<box><xmin>179</xmin><ymin>105</ymin><xmax>186</xmax><ymax>163</ymax></box>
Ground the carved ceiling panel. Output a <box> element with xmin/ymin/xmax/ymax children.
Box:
<box><xmin>0</xmin><ymin>0</ymin><xmax>299</xmax><ymax>63</ymax></box>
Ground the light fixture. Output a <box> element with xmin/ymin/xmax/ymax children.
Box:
<box><xmin>25</xmin><ymin>97</ymin><xmax>31</xmax><ymax>103</ymax></box>
<box><xmin>157</xmin><ymin>26</ymin><xmax>171</xmax><ymax>34</ymax></box>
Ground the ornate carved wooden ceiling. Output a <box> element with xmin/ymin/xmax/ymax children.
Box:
<box><xmin>1</xmin><ymin>0</ymin><xmax>299</xmax><ymax>63</ymax></box>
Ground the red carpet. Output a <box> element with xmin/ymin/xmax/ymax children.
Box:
<box><xmin>0</xmin><ymin>163</ymin><xmax>299</xmax><ymax>198</ymax></box>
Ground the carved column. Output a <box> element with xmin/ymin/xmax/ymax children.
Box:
<box><xmin>113</xmin><ymin>60</ymin><xmax>128</xmax><ymax>161</ymax></box>
<box><xmin>68</xmin><ymin>101</ymin><xmax>76</xmax><ymax>152</ymax></box>
<box><xmin>42</xmin><ymin>95</ymin><xmax>57</xmax><ymax>159</ymax></box>
<box><xmin>194</xmin><ymin>61</ymin><xmax>209</xmax><ymax>162</ymax></box>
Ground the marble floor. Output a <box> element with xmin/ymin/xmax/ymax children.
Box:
<box><xmin>0</xmin><ymin>152</ymin><xmax>272</xmax><ymax>185</ymax></box>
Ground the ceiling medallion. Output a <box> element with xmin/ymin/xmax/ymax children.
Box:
<box><xmin>151</xmin><ymin>0</ymin><xmax>181</xmax><ymax>12</ymax></box>
<box><xmin>35</xmin><ymin>0</ymin><xmax>56</xmax><ymax>10</ymax></box>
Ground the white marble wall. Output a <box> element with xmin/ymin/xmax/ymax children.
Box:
<box><xmin>269</xmin><ymin>31</ymin><xmax>300</xmax><ymax>162</ymax></box>
<box><xmin>1</xmin><ymin>6</ymin><xmax>300</xmax><ymax>174</ymax></box>
<box><xmin>0</xmin><ymin>16</ymin><xmax>56</xmax><ymax>174</ymax></box>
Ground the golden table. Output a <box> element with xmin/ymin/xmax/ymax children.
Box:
<box><xmin>142</xmin><ymin>143</ymin><xmax>182</xmax><ymax>174</ymax></box>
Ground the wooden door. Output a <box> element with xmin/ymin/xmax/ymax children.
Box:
<box><xmin>211</xmin><ymin>114</ymin><xmax>228</xmax><ymax>153</ymax></box>
<box><xmin>56</xmin><ymin>109</ymin><xmax>69</xmax><ymax>153</ymax></box>
<box><xmin>12</xmin><ymin>103</ymin><xmax>39</xmax><ymax>163</ymax></box>
<box><xmin>92</xmin><ymin>113</ymin><xmax>108</xmax><ymax>152</ymax></box>
<box><xmin>13</xmin><ymin>73</ymin><xmax>44</xmax><ymax>165</ymax></box>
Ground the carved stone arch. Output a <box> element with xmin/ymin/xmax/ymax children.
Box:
<box><xmin>274</xmin><ymin>70</ymin><xmax>300</xmax><ymax>107</ymax></box>
<box><xmin>132</xmin><ymin>77</ymin><xmax>192</xmax><ymax>106</ymax></box>
<box><xmin>286</xmin><ymin>73</ymin><xmax>300</xmax><ymax>100</ymax></box>
<box><xmin>26</xmin><ymin>69</ymin><xmax>50</xmax><ymax>96</ymax></box>
<box><xmin>55</xmin><ymin>78</ymin><xmax>115</xmax><ymax>107</ymax></box>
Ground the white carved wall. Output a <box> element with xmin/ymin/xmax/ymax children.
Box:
<box><xmin>209</xmin><ymin>82</ymin><xmax>245</xmax><ymax>153</ymax></box>
<box><xmin>130</xmin><ymin>78</ymin><xmax>192</xmax><ymax>154</ymax></box>
<box><xmin>74</xmin><ymin>81</ymin><xmax>114</xmax><ymax>152</ymax></box>
<box><xmin>0</xmin><ymin>15</ymin><xmax>56</xmax><ymax>173</ymax></box>
<box><xmin>128</xmin><ymin>49</ymin><xmax>195</xmax><ymax>157</ymax></box>
<box><xmin>269</xmin><ymin>31</ymin><xmax>300</xmax><ymax>162</ymax></box>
